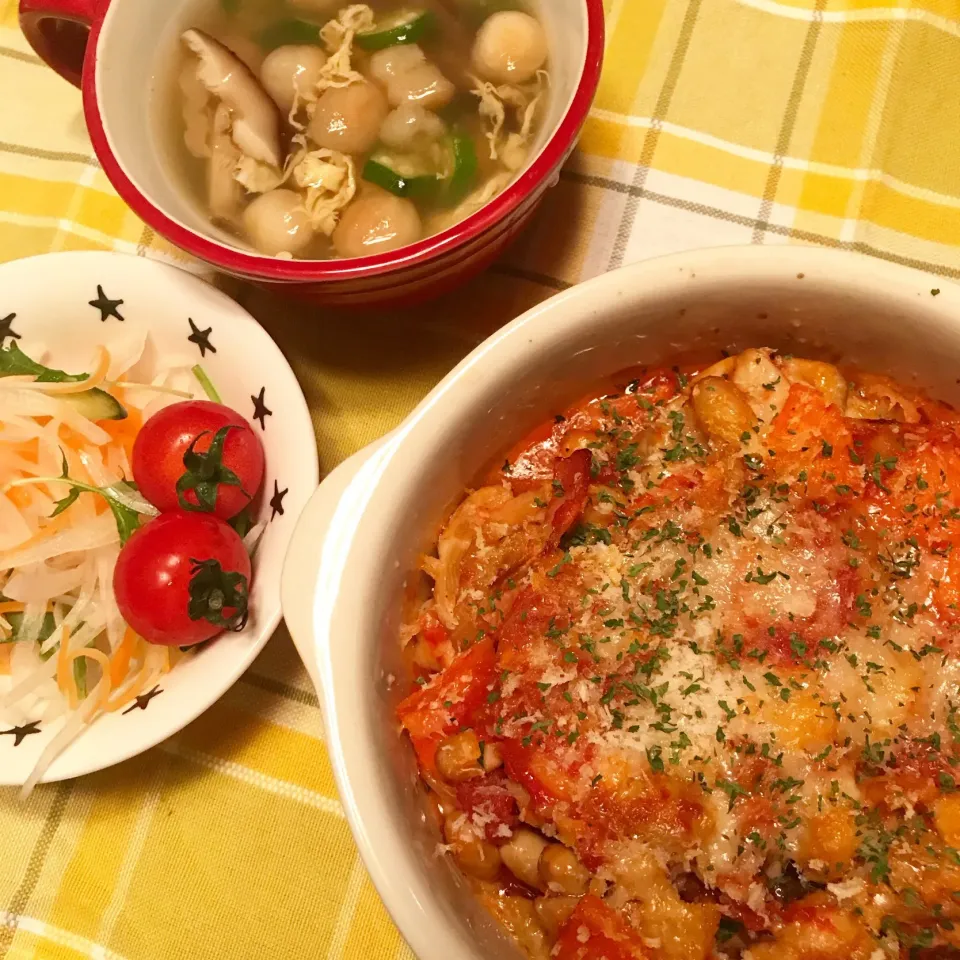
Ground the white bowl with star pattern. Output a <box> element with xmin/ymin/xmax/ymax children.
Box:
<box><xmin>0</xmin><ymin>251</ymin><xmax>317</xmax><ymax>788</ymax></box>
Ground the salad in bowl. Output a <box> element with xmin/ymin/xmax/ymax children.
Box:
<box><xmin>0</xmin><ymin>251</ymin><xmax>317</xmax><ymax>794</ymax></box>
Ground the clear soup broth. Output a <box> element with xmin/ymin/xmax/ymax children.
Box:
<box><xmin>167</xmin><ymin>0</ymin><xmax>551</xmax><ymax>261</ymax></box>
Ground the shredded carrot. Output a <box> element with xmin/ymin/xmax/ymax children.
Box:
<box><xmin>58</xmin><ymin>427</ymin><xmax>91</xmax><ymax>450</ymax></box>
<box><xmin>0</xmin><ymin>601</ymin><xmax>26</xmax><ymax>615</ymax></box>
<box><xmin>6</xmin><ymin>439</ymin><xmax>39</xmax><ymax>462</ymax></box>
<box><xmin>109</xmin><ymin>627</ymin><xmax>138</xmax><ymax>687</ymax></box>
<box><xmin>99</xmin><ymin>403</ymin><xmax>143</xmax><ymax>462</ymax></box>
<box><xmin>56</xmin><ymin>625</ymin><xmax>75</xmax><ymax>705</ymax></box>
<box><xmin>3</xmin><ymin>507</ymin><xmax>78</xmax><ymax>554</ymax></box>
<box><xmin>6</xmin><ymin>485</ymin><xmax>34</xmax><ymax>509</ymax></box>
<box><xmin>104</xmin><ymin>657</ymin><xmax>156</xmax><ymax>713</ymax></box>
<box><xmin>0</xmin><ymin>645</ymin><xmax>11</xmax><ymax>676</ymax></box>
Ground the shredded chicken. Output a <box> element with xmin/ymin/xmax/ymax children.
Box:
<box><xmin>290</xmin><ymin>144</ymin><xmax>357</xmax><ymax>235</ymax></box>
<box><xmin>471</xmin><ymin>69</ymin><xmax>549</xmax><ymax>169</ymax></box>
<box><xmin>315</xmin><ymin>4</ymin><xmax>375</xmax><ymax>93</ymax></box>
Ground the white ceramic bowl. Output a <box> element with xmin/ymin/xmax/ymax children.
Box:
<box><xmin>0</xmin><ymin>251</ymin><xmax>318</xmax><ymax>788</ymax></box>
<box><xmin>282</xmin><ymin>246</ymin><xmax>960</xmax><ymax>959</ymax></box>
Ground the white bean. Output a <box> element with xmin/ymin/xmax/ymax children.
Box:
<box><xmin>369</xmin><ymin>44</ymin><xmax>427</xmax><ymax>85</ymax></box>
<box><xmin>243</xmin><ymin>189</ymin><xmax>314</xmax><ymax>257</ymax></box>
<box><xmin>500</xmin><ymin>828</ymin><xmax>548</xmax><ymax>890</ymax></box>
<box><xmin>435</xmin><ymin>730</ymin><xmax>484</xmax><ymax>782</ymax></box>
<box><xmin>332</xmin><ymin>191</ymin><xmax>421</xmax><ymax>258</ymax></box>
<box><xmin>534</xmin><ymin>896</ymin><xmax>579</xmax><ymax>940</ymax></box>
<box><xmin>380</xmin><ymin>103</ymin><xmax>446</xmax><ymax>149</ymax></box>
<box><xmin>307</xmin><ymin>82</ymin><xmax>389</xmax><ymax>154</ymax></box>
<box><xmin>539</xmin><ymin>844</ymin><xmax>589</xmax><ymax>895</ymax></box>
<box><xmin>260</xmin><ymin>45</ymin><xmax>327</xmax><ymax>113</ymax></box>
<box><xmin>472</xmin><ymin>11</ymin><xmax>548</xmax><ymax>85</ymax></box>
<box><xmin>389</xmin><ymin>63</ymin><xmax>455</xmax><ymax>109</ymax></box>
<box><xmin>369</xmin><ymin>45</ymin><xmax>454</xmax><ymax>109</ymax></box>
<box><xmin>443</xmin><ymin>812</ymin><xmax>502</xmax><ymax>881</ymax></box>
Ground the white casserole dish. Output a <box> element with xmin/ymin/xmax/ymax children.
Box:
<box><xmin>281</xmin><ymin>246</ymin><xmax>960</xmax><ymax>960</ymax></box>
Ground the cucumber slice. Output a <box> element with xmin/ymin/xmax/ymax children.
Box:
<box><xmin>446</xmin><ymin>132</ymin><xmax>478</xmax><ymax>205</ymax></box>
<box><xmin>258</xmin><ymin>18</ymin><xmax>321</xmax><ymax>50</ymax></box>
<box><xmin>364</xmin><ymin>132</ymin><xmax>478</xmax><ymax>204</ymax></box>
<box><xmin>356</xmin><ymin>9</ymin><xmax>435</xmax><ymax>50</ymax></box>
<box><xmin>65</xmin><ymin>387</ymin><xmax>128</xmax><ymax>421</ymax></box>
<box><xmin>1</xmin><ymin>610</ymin><xmax>57</xmax><ymax>645</ymax></box>
<box><xmin>363</xmin><ymin>159</ymin><xmax>442</xmax><ymax>199</ymax></box>
<box><xmin>368</xmin><ymin>150</ymin><xmax>437</xmax><ymax>179</ymax></box>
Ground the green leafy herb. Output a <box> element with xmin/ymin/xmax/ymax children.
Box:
<box><xmin>716</xmin><ymin>778</ymin><xmax>749</xmax><ymax>811</ymax></box>
<box><xmin>29</xmin><ymin>451</ymin><xmax>143</xmax><ymax>542</ymax></box>
<box><xmin>0</xmin><ymin>341</ymin><xmax>89</xmax><ymax>383</ymax></box>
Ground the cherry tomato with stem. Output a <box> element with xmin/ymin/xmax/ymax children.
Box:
<box><xmin>114</xmin><ymin>511</ymin><xmax>252</xmax><ymax>646</ymax></box>
<box><xmin>132</xmin><ymin>400</ymin><xmax>264</xmax><ymax>520</ymax></box>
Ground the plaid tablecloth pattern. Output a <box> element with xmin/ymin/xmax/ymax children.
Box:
<box><xmin>3</xmin><ymin>0</ymin><xmax>960</xmax><ymax>957</ymax></box>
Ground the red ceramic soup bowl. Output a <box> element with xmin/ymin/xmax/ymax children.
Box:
<box><xmin>19</xmin><ymin>0</ymin><xmax>604</xmax><ymax>306</ymax></box>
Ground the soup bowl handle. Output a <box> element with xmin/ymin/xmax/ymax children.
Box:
<box><xmin>19</xmin><ymin>0</ymin><xmax>103</xmax><ymax>88</ymax></box>
<box><xmin>281</xmin><ymin>436</ymin><xmax>392</xmax><ymax>692</ymax></box>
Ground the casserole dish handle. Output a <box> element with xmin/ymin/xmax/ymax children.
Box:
<box><xmin>281</xmin><ymin>439</ymin><xmax>386</xmax><ymax>690</ymax></box>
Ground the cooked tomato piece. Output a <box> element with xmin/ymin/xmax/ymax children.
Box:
<box><xmin>499</xmin><ymin>739</ymin><xmax>580</xmax><ymax>804</ymax></box>
<box><xmin>498</xmin><ymin>588</ymin><xmax>569</xmax><ymax>661</ymax></box>
<box><xmin>419</xmin><ymin>611</ymin><xmax>451</xmax><ymax>650</ymax></box>
<box><xmin>572</xmin><ymin>767</ymin><xmax>706</xmax><ymax>867</ymax></box>
<box><xmin>548</xmin><ymin>448</ymin><xmax>592</xmax><ymax>544</ymax></box>
<box><xmin>554</xmin><ymin>896</ymin><xmax>650</xmax><ymax>960</ymax></box>
<box><xmin>626</xmin><ymin>368</ymin><xmax>682</xmax><ymax>406</ymax></box>
<box><xmin>397</xmin><ymin>638</ymin><xmax>496</xmax><ymax>771</ymax></box>
<box><xmin>768</xmin><ymin>384</ymin><xmax>860</xmax><ymax>505</ymax></box>
<box><xmin>739</xmin><ymin>563</ymin><xmax>857</xmax><ymax>665</ymax></box>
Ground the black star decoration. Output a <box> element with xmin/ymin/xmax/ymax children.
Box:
<box><xmin>251</xmin><ymin>387</ymin><xmax>272</xmax><ymax>430</ymax></box>
<box><xmin>122</xmin><ymin>685</ymin><xmax>163</xmax><ymax>715</ymax></box>
<box><xmin>187</xmin><ymin>318</ymin><xmax>216</xmax><ymax>358</ymax></box>
<box><xmin>1</xmin><ymin>720</ymin><xmax>41</xmax><ymax>747</ymax></box>
<box><xmin>89</xmin><ymin>285</ymin><xmax>125</xmax><ymax>322</ymax></box>
<box><xmin>0</xmin><ymin>312</ymin><xmax>20</xmax><ymax>341</ymax></box>
<box><xmin>269</xmin><ymin>481</ymin><xmax>288</xmax><ymax>521</ymax></box>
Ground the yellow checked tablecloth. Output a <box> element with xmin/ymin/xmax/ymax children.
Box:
<box><xmin>4</xmin><ymin>0</ymin><xmax>960</xmax><ymax>957</ymax></box>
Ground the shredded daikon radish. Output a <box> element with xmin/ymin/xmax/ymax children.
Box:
<box><xmin>3</xmin><ymin>562</ymin><xmax>88</xmax><ymax>602</ymax></box>
<box><xmin>0</xmin><ymin>336</ymin><xmax>212</xmax><ymax>795</ymax></box>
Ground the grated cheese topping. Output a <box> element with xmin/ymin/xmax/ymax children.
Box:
<box><xmin>400</xmin><ymin>349</ymin><xmax>960</xmax><ymax>959</ymax></box>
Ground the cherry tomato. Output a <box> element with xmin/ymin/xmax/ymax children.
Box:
<box><xmin>132</xmin><ymin>400</ymin><xmax>264</xmax><ymax>519</ymax></box>
<box><xmin>113</xmin><ymin>511</ymin><xmax>252</xmax><ymax>646</ymax></box>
